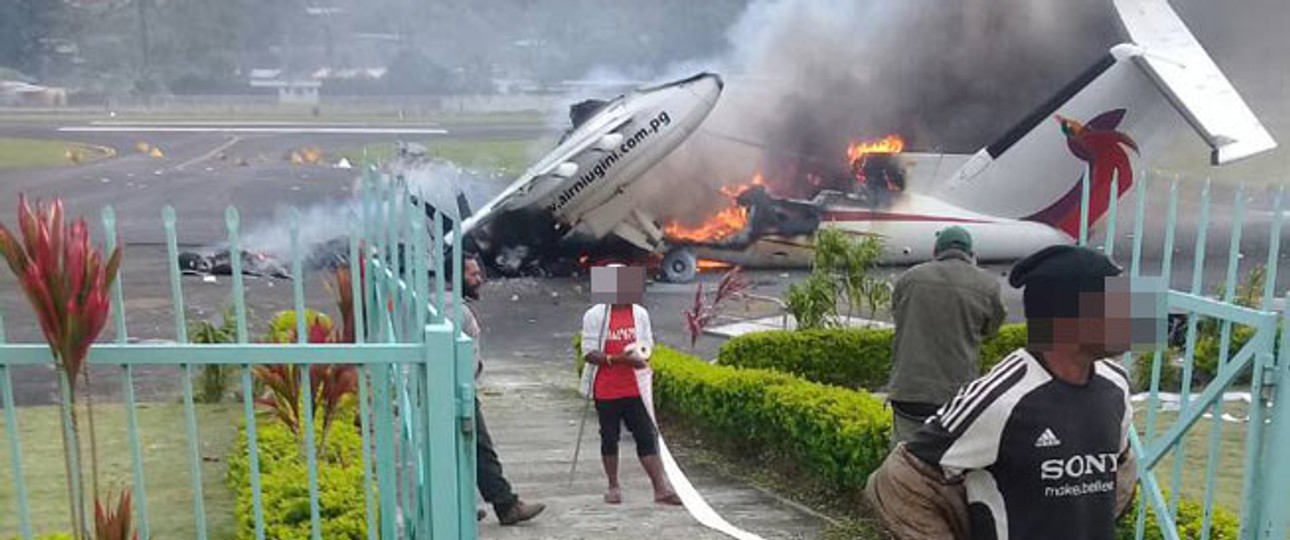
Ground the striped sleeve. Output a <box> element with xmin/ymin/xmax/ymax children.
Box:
<box><xmin>1095</xmin><ymin>359</ymin><xmax>1134</xmax><ymax>454</ymax></box>
<box><xmin>906</xmin><ymin>351</ymin><xmax>1032</xmax><ymax>477</ymax></box>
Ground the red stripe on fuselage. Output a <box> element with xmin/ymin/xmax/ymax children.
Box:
<box><xmin>822</xmin><ymin>210</ymin><xmax>993</xmax><ymax>224</ymax></box>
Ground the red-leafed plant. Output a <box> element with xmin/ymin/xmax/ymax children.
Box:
<box><xmin>325</xmin><ymin>266</ymin><xmax>357</xmax><ymax>344</ymax></box>
<box><xmin>94</xmin><ymin>489</ymin><xmax>137</xmax><ymax>540</ymax></box>
<box><xmin>682</xmin><ymin>267</ymin><xmax>750</xmax><ymax>350</ymax></box>
<box><xmin>0</xmin><ymin>194</ymin><xmax>122</xmax><ymax>540</ymax></box>
<box><xmin>253</xmin><ymin>316</ymin><xmax>358</xmax><ymax>455</ymax></box>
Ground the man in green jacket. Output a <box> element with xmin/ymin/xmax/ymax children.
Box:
<box><xmin>886</xmin><ymin>226</ymin><xmax>1006</xmax><ymax>445</ymax></box>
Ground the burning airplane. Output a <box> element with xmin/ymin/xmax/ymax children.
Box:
<box><xmin>646</xmin><ymin>0</ymin><xmax>1277</xmax><ymax>282</ymax></box>
<box><xmin>387</xmin><ymin>0</ymin><xmax>1274</xmax><ymax>284</ymax></box>
<box><xmin>436</xmin><ymin>72</ymin><xmax>725</xmax><ymax>277</ymax></box>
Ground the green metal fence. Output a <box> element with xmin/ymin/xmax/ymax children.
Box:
<box><xmin>0</xmin><ymin>167</ymin><xmax>476</xmax><ymax>539</ymax></box>
<box><xmin>1080</xmin><ymin>172</ymin><xmax>1290</xmax><ymax>540</ymax></box>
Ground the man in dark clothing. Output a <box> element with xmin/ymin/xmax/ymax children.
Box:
<box><xmin>887</xmin><ymin>226</ymin><xmax>1007</xmax><ymax>444</ymax></box>
<box><xmin>455</xmin><ymin>255</ymin><xmax>545</xmax><ymax>525</ymax></box>
<box><xmin>865</xmin><ymin>245</ymin><xmax>1150</xmax><ymax>540</ymax></box>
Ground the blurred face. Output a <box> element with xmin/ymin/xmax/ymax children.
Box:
<box><xmin>463</xmin><ymin>258</ymin><xmax>483</xmax><ymax>300</ymax></box>
<box><xmin>590</xmin><ymin>266</ymin><xmax>645</xmax><ymax>305</ymax></box>
<box><xmin>1039</xmin><ymin>276</ymin><xmax>1166</xmax><ymax>358</ymax></box>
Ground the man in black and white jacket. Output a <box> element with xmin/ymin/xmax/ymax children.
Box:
<box><xmin>865</xmin><ymin>245</ymin><xmax>1150</xmax><ymax>540</ymax></box>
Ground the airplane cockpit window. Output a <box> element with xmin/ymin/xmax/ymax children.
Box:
<box><xmin>569</xmin><ymin>99</ymin><xmax>609</xmax><ymax>128</ymax></box>
<box><xmin>557</xmin><ymin>99</ymin><xmax>610</xmax><ymax>143</ymax></box>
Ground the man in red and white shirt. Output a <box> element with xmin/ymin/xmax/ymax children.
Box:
<box><xmin>581</xmin><ymin>265</ymin><xmax>681</xmax><ymax>506</ymax></box>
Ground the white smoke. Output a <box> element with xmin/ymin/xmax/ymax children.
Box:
<box><xmin>235</xmin><ymin>160</ymin><xmax>509</xmax><ymax>260</ymax></box>
<box><xmin>239</xmin><ymin>198</ymin><xmax>362</xmax><ymax>259</ymax></box>
<box><xmin>563</xmin><ymin>0</ymin><xmax>1123</xmax><ymax>224</ymax></box>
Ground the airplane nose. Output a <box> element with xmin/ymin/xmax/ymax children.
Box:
<box><xmin>707</xmin><ymin>73</ymin><xmax>724</xmax><ymax>91</ymax></box>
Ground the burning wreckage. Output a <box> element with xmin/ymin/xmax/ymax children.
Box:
<box><xmin>181</xmin><ymin>1</ymin><xmax>1281</xmax><ymax>285</ymax></box>
<box><xmin>441</xmin><ymin>0</ymin><xmax>1278</xmax><ymax>285</ymax></box>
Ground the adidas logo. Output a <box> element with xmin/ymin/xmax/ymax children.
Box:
<box><xmin>1035</xmin><ymin>428</ymin><xmax>1062</xmax><ymax>448</ymax></box>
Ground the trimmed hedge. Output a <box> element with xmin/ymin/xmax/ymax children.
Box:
<box><xmin>717</xmin><ymin>324</ymin><xmax>1028</xmax><ymax>391</ymax></box>
<box><xmin>574</xmin><ymin>335</ymin><xmax>893</xmax><ymax>490</ymax></box>
<box><xmin>227</xmin><ymin>413</ymin><xmax>371</xmax><ymax>540</ymax></box>
<box><xmin>581</xmin><ymin>335</ymin><xmax>1242</xmax><ymax>538</ymax></box>
<box><xmin>651</xmin><ymin>346</ymin><xmax>892</xmax><ymax>490</ymax></box>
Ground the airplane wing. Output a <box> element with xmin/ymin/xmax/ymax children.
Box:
<box><xmin>1114</xmin><ymin>0</ymin><xmax>1277</xmax><ymax>164</ymax></box>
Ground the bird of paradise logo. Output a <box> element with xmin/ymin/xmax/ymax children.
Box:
<box><xmin>1026</xmin><ymin>109</ymin><xmax>1139</xmax><ymax>238</ymax></box>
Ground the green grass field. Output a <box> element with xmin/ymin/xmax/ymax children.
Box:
<box><xmin>0</xmin><ymin>402</ymin><xmax>242</xmax><ymax>540</ymax></box>
<box><xmin>339</xmin><ymin>136</ymin><xmax>552</xmax><ymax>176</ymax></box>
<box><xmin>1133</xmin><ymin>401</ymin><xmax>1249</xmax><ymax>513</ymax></box>
<box><xmin>0</xmin><ymin>138</ymin><xmax>112</xmax><ymax>170</ymax></box>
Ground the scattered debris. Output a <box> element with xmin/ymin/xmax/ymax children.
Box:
<box><xmin>179</xmin><ymin>249</ymin><xmax>291</xmax><ymax>279</ymax></box>
<box><xmin>202</xmin><ymin>275</ymin><xmax>218</xmax><ymax>284</ymax></box>
<box><xmin>99</xmin><ymin>177</ymin><xmax>110</xmax><ymax>184</ymax></box>
<box><xmin>288</xmin><ymin>147</ymin><xmax>326</xmax><ymax>165</ymax></box>
<box><xmin>335</xmin><ymin>158</ymin><xmax>353</xmax><ymax>169</ymax></box>
<box><xmin>149</xmin><ymin>147</ymin><xmax>165</xmax><ymax>159</ymax></box>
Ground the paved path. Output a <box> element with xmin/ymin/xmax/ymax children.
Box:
<box><xmin>474</xmin><ymin>345</ymin><xmax>826</xmax><ymax>539</ymax></box>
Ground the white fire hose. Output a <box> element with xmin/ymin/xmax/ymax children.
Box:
<box><xmin>571</xmin><ymin>338</ymin><xmax>767</xmax><ymax>540</ymax></box>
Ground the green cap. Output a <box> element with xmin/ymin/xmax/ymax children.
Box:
<box><xmin>934</xmin><ymin>226</ymin><xmax>973</xmax><ymax>255</ymax></box>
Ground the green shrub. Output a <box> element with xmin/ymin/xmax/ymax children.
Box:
<box><xmin>1115</xmin><ymin>491</ymin><xmax>1239</xmax><ymax>540</ymax></box>
<box><xmin>1192</xmin><ymin>321</ymin><xmax>1258</xmax><ymax>386</ymax></box>
<box><xmin>717</xmin><ymin>323</ymin><xmax>1028</xmax><ymax>391</ymax></box>
<box><xmin>191</xmin><ymin>307</ymin><xmax>240</xmax><ymax>403</ymax></box>
<box><xmin>227</xmin><ymin>414</ymin><xmax>370</xmax><ymax>540</ymax></box>
<box><xmin>1132</xmin><ymin>352</ymin><xmax>1184</xmax><ymax>393</ymax></box>
<box><xmin>574</xmin><ymin>336</ymin><xmax>891</xmax><ymax>491</ymax></box>
<box><xmin>979</xmin><ymin>324</ymin><xmax>1029</xmax><ymax>371</ymax></box>
<box><xmin>716</xmin><ymin>328</ymin><xmax>893</xmax><ymax>389</ymax></box>
<box><xmin>574</xmin><ymin>336</ymin><xmax>1238</xmax><ymax>538</ymax></box>
<box><xmin>265</xmin><ymin>309</ymin><xmax>333</xmax><ymax>344</ymax></box>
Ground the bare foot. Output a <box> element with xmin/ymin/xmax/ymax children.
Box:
<box><xmin>655</xmin><ymin>492</ymin><xmax>682</xmax><ymax>506</ymax></box>
<box><xmin>604</xmin><ymin>487</ymin><xmax>622</xmax><ymax>505</ymax></box>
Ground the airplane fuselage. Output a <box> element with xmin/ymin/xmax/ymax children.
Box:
<box><xmin>690</xmin><ymin>192</ymin><xmax>1072</xmax><ymax>268</ymax></box>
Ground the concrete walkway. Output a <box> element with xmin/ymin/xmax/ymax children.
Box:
<box><xmin>473</xmin><ymin>348</ymin><xmax>827</xmax><ymax>540</ymax></box>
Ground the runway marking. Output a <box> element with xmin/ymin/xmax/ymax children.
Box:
<box><xmin>175</xmin><ymin>135</ymin><xmax>243</xmax><ymax>171</ymax></box>
<box><xmin>89</xmin><ymin>120</ymin><xmax>442</xmax><ymax>127</ymax></box>
<box><xmin>59</xmin><ymin>126</ymin><xmax>450</xmax><ymax>135</ymax></box>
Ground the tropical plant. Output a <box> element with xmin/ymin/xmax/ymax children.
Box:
<box><xmin>682</xmin><ymin>267</ymin><xmax>750</xmax><ymax>349</ymax></box>
<box><xmin>254</xmin><ymin>317</ymin><xmax>359</xmax><ymax>455</ymax></box>
<box><xmin>93</xmin><ymin>489</ymin><xmax>137</xmax><ymax>540</ymax></box>
<box><xmin>325</xmin><ymin>266</ymin><xmax>358</xmax><ymax>344</ymax></box>
<box><xmin>784</xmin><ymin>228</ymin><xmax>889</xmax><ymax>330</ymax></box>
<box><xmin>264</xmin><ymin>309</ymin><xmax>333</xmax><ymax>344</ymax></box>
<box><xmin>0</xmin><ymin>194</ymin><xmax>122</xmax><ymax>540</ymax></box>
<box><xmin>189</xmin><ymin>306</ymin><xmax>240</xmax><ymax>403</ymax></box>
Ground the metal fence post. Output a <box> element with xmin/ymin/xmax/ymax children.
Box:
<box><xmin>1251</xmin><ymin>303</ymin><xmax>1290</xmax><ymax>539</ymax></box>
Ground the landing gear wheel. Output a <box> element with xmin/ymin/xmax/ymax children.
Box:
<box><xmin>661</xmin><ymin>248</ymin><xmax>697</xmax><ymax>283</ymax></box>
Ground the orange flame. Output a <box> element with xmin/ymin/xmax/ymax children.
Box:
<box><xmin>664</xmin><ymin>205</ymin><xmax>748</xmax><ymax>243</ymax></box>
<box><xmin>697</xmin><ymin>259</ymin><xmax>735</xmax><ymax>271</ymax></box>
<box><xmin>846</xmin><ymin>134</ymin><xmax>905</xmax><ymax>163</ymax></box>
<box><xmin>664</xmin><ymin>173</ymin><xmax>763</xmax><ymax>243</ymax></box>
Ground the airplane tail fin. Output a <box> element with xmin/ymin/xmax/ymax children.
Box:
<box><xmin>932</xmin><ymin>0</ymin><xmax>1274</xmax><ymax>239</ymax></box>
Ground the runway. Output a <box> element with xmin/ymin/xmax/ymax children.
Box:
<box><xmin>1</xmin><ymin>117</ymin><xmax>1287</xmax><ymax>408</ymax></box>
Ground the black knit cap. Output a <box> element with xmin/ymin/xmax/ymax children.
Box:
<box><xmin>1009</xmin><ymin>245</ymin><xmax>1123</xmax><ymax>319</ymax></box>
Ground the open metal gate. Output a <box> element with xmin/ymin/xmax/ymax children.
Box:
<box><xmin>1083</xmin><ymin>173</ymin><xmax>1290</xmax><ymax>540</ymax></box>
